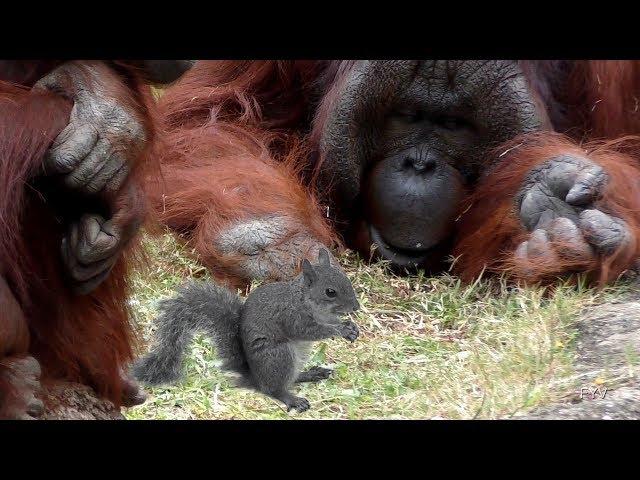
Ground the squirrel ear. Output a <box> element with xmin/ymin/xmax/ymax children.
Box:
<box><xmin>302</xmin><ymin>259</ymin><xmax>317</xmax><ymax>287</ymax></box>
<box><xmin>318</xmin><ymin>248</ymin><xmax>330</xmax><ymax>266</ymax></box>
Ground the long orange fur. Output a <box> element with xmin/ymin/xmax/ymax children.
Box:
<box><xmin>149</xmin><ymin>61</ymin><xmax>338</xmax><ymax>287</ymax></box>
<box><xmin>154</xmin><ymin>60</ymin><xmax>640</xmax><ymax>287</ymax></box>
<box><xmin>0</xmin><ymin>62</ymin><xmax>159</xmax><ymax>413</ymax></box>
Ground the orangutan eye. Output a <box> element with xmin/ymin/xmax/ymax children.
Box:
<box><xmin>325</xmin><ymin>288</ymin><xmax>337</xmax><ymax>298</ymax></box>
<box><xmin>392</xmin><ymin>110</ymin><xmax>472</xmax><ymax>131</ymax></box>
<box><xmin>392</xmin><ymin>109</ymin><xmax>424</xmax><ymax>124</ymax></box>
<box><xmin>433</xmin><ymin>115</ymin><xmax>473</xmax><ymax>131</ymax></box>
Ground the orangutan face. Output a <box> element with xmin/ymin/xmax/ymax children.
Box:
<box><xmin>318</xmin><ymin>60</ymin><xmax>549</xmax><ymax>271</ymax></box>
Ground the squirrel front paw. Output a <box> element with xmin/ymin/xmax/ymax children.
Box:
<box><xmin>339</xmin><ymin>321</ymin><xmax>359</xmax><ymax>343</ymax></box>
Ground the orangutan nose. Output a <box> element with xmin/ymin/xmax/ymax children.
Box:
<box><xmin>403</xmin><ymin>154</ymin><xmax>436</xmax><ymax>174</ymax></box>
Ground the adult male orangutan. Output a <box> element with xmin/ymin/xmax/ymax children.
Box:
<box><xmin>0</xmin><ymin>60</ymin><xmax>191</xmax><ymax>419</ymax></box>
<box><xmin>152</xmin><ymin>61</ymin><xmax>640</xmax><ymax>288</ymax></box>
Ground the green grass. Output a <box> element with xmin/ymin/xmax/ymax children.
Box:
<box><xmin>124</xmin><ymin>232</ymin><xmax>627</xmax><ymax>420</ymax></box>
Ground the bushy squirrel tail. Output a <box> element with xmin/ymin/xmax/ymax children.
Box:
<box><xmin>132</xmin><ymin>281</ymin><xmax>247</xmax><ymax>386</ymax></box>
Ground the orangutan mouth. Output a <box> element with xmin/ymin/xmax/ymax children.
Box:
<box><xmin>368</xmin><ymin>225</ymin><xmax>440</xmax><ymax>269</ymax></box>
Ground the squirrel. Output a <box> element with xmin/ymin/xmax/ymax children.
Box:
<box><xmin>132</xmin><ymin>249</ymin><xmax>361</xmax><ymax>412</ymax></box>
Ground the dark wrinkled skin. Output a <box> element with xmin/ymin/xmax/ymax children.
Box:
<box><xmin>139</xmin><ymin>60</ymin><xmax>195</xmax><ymax>85</ymax></box>
<box><xmin>119</xmin><ymin>370</ymin><xmax>148</xmax><ymax>407</ymax></box>
<box><xmin>33</xmin><ymin>63</ymin><xmax>147</xmax><ymax>294</ymax></box>
<box><xmin>515</xmin><ymin>155</ymin><xmax>629</xmax><ymax>265</ymax></box>
<box><xmin>316</xmin><ymin>60</ymin><xmax>630</xmax><ymax>273</ymax></box>
<box><xmin>35</xmin><ymin>65</ymin><xmax>146</xmax><ymax>196</ymax></box>
<box><xmin>216</xmin><ymin>215</ymin><xmax>340</xmax><ymax>281</ymax></box>
<box><xmin>35</xmin><ymin>60</ymin><xmax>195</xmax><ymax>293</ymax></box>
<box><xmin>61</xmin><ymin>213</ymin><xmax>128</xmax><ymax>295</ymax></box>
<box><xmin>60</xmin><ymin>183</ymin><xmax>145</xmax><ymax>294</ymax></box>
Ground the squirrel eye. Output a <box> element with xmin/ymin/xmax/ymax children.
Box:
<box><xmin>325</xmin><ymin>288</ymin><xmax>337</xmax><ymax>298</ymax></box>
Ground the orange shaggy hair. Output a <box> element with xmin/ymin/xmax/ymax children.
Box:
<box><xmin>149</xmin><ymin>61</ymin><xmax>338</xmax><ymax>287</ymax></box>
<box><xmin>453</xmin><ymin>133</ymin><xmax>640</xmax><ymax>285</ymax></box>
<box><xmin>153</xmin><ymin>60</ymin><xmax>640</xmax><ymax>288</ymax></box>
<box><xmin>0</xmin><ymin>62</ymin><xmax>159</xmax><ymax>414</ymax></box>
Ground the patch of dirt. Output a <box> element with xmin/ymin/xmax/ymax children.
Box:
<box><xmin>521</xmin><ymin>288</ymin><xmax>640</xmax><ymax>420</ymax></box>
<box><xmin>41</xmin><ymin>382</ymin><xmax>124</xmax><ymax>420</ymax></box>
<box><xmin>524</xmin><ymin>385</ymin><xmax>640</xmax><ymax>420</ymax></box>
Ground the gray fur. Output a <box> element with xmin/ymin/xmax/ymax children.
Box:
<box><xmin>132</xmin><ymin>249</ymin><xmax>360</xmax><ymax>412</ymax></box>
<box><xmin>132</xmin><ymin>281</ymin><xmax>245</xmax><ymax>385</ymax></box>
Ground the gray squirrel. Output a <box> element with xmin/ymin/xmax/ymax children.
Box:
<box><xmin>132</xmin><ymin>249</ymin><xmax>360</xmax><ymax>412</ymax></box>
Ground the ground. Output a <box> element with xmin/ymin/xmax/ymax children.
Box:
<box><xmin>123</xmin><ymin>232</ymin><xmax>640</xmax><ymax>420</ymax></box>
<box><xmin>521</xmin><ymin>292</ymin><xmax>640</xmax><ymax>419</ymax></box>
